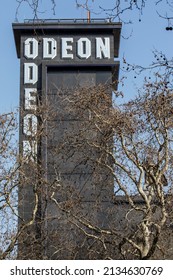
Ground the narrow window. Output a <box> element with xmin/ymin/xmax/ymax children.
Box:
<box><xmin>29</xmin><ymin>66</ymin><xmax>33</xmax><ymax>80</ymax></box>
<box><xmin>48</xmin><ymin>41</ymin><xmax>52</xmax><ymax>55</ymax></box>
<box><xmin>30</xmin><ymin>41</ymin><xmax>33</xmax><ymax>55</ymax></box>
<box><xmin>82</xmin><ymin>41</ymin><xmax>86</xmax><ymax>55</ymax></box>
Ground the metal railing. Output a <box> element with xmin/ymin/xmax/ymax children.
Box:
<box><xmin>24</xmin><ymin>18</ymin><xmax>113</xmax><ymax>24</ymax></box>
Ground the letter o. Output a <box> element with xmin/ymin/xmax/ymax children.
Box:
<box><xmin>77</xmin><ymin>38</ymin><xmax>91</xmax><ymax>59</ymax></box>
<box><xmin>23</xmin><ymin>114</ymin><xmax>37</xmax><ymax>136</ymax></box>
<box><xmin>24</xmin><ymin>38</ymin><xmax>38</xmax><ymax>59</ymax></box>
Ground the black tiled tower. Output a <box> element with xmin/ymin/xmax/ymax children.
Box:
<box><xmin>13</xmin><ymin>20</ymin><xmax>121</xmax><ymax>259</ymax></box>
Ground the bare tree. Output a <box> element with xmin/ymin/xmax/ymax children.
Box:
<box><xmin>15</xmin><ymin>0</ymin><xmax>173</xmax><ymax>27</ymax></box>
<box><xmin>0</xmin><ymin>106</ymin><xmax>48</xmax><ymax>259</ymax></box>
<box><xmin>3</xmin><ymin>0</ymin><xmax>170</xmax><ymax>260</ymax></box>
<box><xmin>0</xmin><ymin>112</ymin><xmax>18</xmax><ymax>259</ymax></box>
<box><xmin>1</xmin><ymin>73</ymin><xmax>173</xmax><ymax>259</ymax></box>
<box><xmin>35</xmin><ymin>76</ymin><xmax>173</xmax><ymax>260</ymax></box>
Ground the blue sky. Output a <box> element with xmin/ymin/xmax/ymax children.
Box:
<box><xmin>0</xmin><ymin>0</ymin><xmax>172</xmax><ymax>112</ymax></box>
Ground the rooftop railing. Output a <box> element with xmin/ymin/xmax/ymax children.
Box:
<box><xmin>24</xmin><ymin>18</ymin><xmax>113</xmax><ymax>24</ymax></box>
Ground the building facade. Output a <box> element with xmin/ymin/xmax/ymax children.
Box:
<box><xmin>13</xmin><ymin>19</ymin><xmax>122</xmax><ymax>259</ymax></box>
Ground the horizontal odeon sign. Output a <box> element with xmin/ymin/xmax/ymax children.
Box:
<box><xmin>24</xmin><ymin>37</ymin><xmax>111</xmax><ymax>60</ymax></box>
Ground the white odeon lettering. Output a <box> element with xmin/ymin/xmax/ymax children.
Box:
<box><xmin>23</xmin><ymin>140</ymin><xmax>37</xmax><ymax>162</ymax></box>
<box><xmin>24</xmin><ymin>88</ymin><xmax>37</xmax><ymax>110</ymax></box>
<box><xmin>24</xmin><ymin>63</ymin><xmax>38</xmax><ymax>84</ymax></box>
<box><xmin>23</xmin><ymin>50</ymin><xmax>38</xmax><ymax>161</ymax></box>
<box><xmin>23</xmin><ymin>113</ymin><xmax>38</xmax><ymax>162</ymax></box>
<box><xmin>24</xmin><ymin>37</ymin><xmax>111</xmax><ymax>60</ymax></box>
<box><xmin>96</xmin><ymin>37</ymin><xmax>110</xmax><ymax>59</ymax></box>
<box><xmin>43</xmin><ymin>38</ymin><xmax>57</xmax><ymax>59</ymax></box>
<box><xmin>61</xmin><ymin>38</ymin><xmax>74</xmax><ymax>59</ymax></box>
<box><xmin>23</xmin><ymin>114</ymin><xmax>37</xmax><ymax>136</ymax></box>
<box><xmin>77</xmin><ymin>38</ymin><xmax>91</xmax><ymax>59</ymax></box>
<box><xmin>24</xmin><ymin>38</ymin><xmax>38</xmax><ymax>59</ymax></box>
